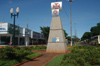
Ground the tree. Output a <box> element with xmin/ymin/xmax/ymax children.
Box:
<box><xmin>90</xmin><ymin>26</ymin><xmax>99</xmax><ymax>36</ymax></box>
<box><xmin>66</xmin><ymin>36</ymin><xmax>71</xmax><ymax>41</ymax></box>
<box><xmin>90</xmin><ymin>22</ymin><xmax>100</xmax><ymax>36</ymax></box>
<box><xmin>73</xmin><ymin>35</ymin><xmax>80</xmax><ymax>42</ymax></box>
<box><xmin>81</xmin><ymin>32</ymin><xmax>92</xmax><ymax>41</ymax></box>
<box><xmin>64</xmin><ymin>30</ymin><xmax>68</xmax><ymax>38</ymax></box>
<box><xmin>97</xmin><ymin>22</ymin><xmax>100</xmax><ymax>27</ymax></box>
<box><xmin>40</xmin><ymin>26</ymin><xmax>50</xmax><ymax>41</ymax></box>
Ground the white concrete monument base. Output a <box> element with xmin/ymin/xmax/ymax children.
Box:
<box><xmin>46</xmin><ymin>16</ymin><xmax>67</xmax><ymax>53</ymax></box>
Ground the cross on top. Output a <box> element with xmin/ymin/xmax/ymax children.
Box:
<box><xmin>53</xmin><ymin>3</ymin><xmax>60</xmax><ymax>9</ymax></box>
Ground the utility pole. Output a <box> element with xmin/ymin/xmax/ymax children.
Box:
<box><xmin>68</xmin><ymin>0</ymin><xmax>73</xmax><ymax>46</ymax></box>
<box><xmin>74</xmin><ymin>23</ymin><xmax>77</xmax><ymax>44</ymax></box>
<box><xmin>26</xmin><ymin>20</ymin><xmax>28</xmax><ymax>46</ymax></box>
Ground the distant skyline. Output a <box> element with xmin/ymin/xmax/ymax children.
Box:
<box><xmin>0</xmin><ymin>0</ymin><xmax>100</xmax><ymax>38</ymax></box>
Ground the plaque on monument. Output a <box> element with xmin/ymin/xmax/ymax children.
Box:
<box><xmin>52</xmin><ymin>38</ymin><xmax>57</xmax><ymax>42</ymax></box>
<box><xmin>52</xmin><ymin>37</ymin><xmax>59</xmax><ymax>42</ymax></box>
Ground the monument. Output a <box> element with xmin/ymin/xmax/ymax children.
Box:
<box><xmin>46</xmin><ymin>1</ymin><xmax>67</xmax><ymax>53</ymax></box>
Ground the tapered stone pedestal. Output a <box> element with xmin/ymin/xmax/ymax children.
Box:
<box><xmin>46</xmin><ymin>16</ymin><xmax>67</xmax><ymax>53</ymax></box>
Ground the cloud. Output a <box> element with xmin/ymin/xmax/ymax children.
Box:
<box><xmin>8</xmin><ymin>1</ymin><xmax>13</xmax><ymax>4</ymax></box>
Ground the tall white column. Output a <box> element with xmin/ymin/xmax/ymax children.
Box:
<box><xmin>25</xmin><ymin>36</ymin><xmax>29</xmax><ymax>46</ymax></box>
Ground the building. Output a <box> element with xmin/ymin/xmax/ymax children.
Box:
<box><xmin>0</xmin><ymin>22</ymin><xmax>45</xmax><ymax>46</ymax></box>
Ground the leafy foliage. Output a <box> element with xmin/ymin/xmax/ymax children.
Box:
<box><xmin>73</xmin><ymin>36</ymin><xmax>80</xmax><ymax>42</ymax></box>
<box><xmin>61</xmin><ymin>45</ymin><xmax>100</xmax><ymax>66</ymax></box>
<box><xmin>81</xmin><ymin>32</ymin><xmax>92</xmax><ymax>41</ymax></box>
<box><xmin>40</xmin><ymin>26</ymin><xmax>50</xmax><ymax>39</ymax></box>
<box><xmin>0</xmin><ymin>46</ymin><xmax>42</xmax><ymax>66</ymax></box>
<box><xmin>0</xmin><ymin>46</ymin><xmax>32</xmax><ymax>60</ymax></box>
<box><xmin>66</xmin><ymin>36</ymin><xmax>71</xmax><ymax>41</ymax></box>
<box><xmin>40</xmin><ymin>26</ymin><xmax>50</xmax><ymax>43</ymax></box>
<box><xmin>64</xmin><ymin>30</ymin><xmax>68</xmax><ymax>38</ymax></box>
<box><xmin>30</xmin><ymin>45</ymin><xmax>46</xmax><ymax>50</ymax></box>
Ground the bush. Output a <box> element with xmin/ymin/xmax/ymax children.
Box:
<box><xmin>30</xmin><ymin>46</ymin><xmax>46</xmax><ymax>50</ymax></box>
<box><xmin>15</xmin><ymin>48</ymin><xmax>32</xmax><ymax>59</ymax></box>
<box><xmin>0</xmin><ymin>46</ymin><xmax>32</xmax><ymax>60</ymax></box>
<box><xmin>41</xmin><ymin>46</ymin><xmax>46</xmax><ymax>49</ymax></box>
<box><xmin>23</xmin><ymin>47</ymin><xmax>31</xmax><ymax>51</ymax></box>
<box><xmin>15</xmin><ymin>46</ymin><xmax>21</xmax><ymax>50</ymax></box>
<box><xmin>0</xmin><ymin>47</ymin><xmax>16</xmax><ymax>59</ymax></box>
<box><xmin>61</xmin><ymin>45</ymin><xmax>100</xmax><ymax>65</ymax></box>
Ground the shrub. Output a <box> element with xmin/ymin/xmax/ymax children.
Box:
<box><xmin>31</xmin><ymin>46</ymin><xmax>46</xmax><ymax>50</ymax></box>
<box><xmin>23</xmin><ymin>47</ymin><xmax>31</xmax><ymax>51</ymax></box>
<box><xmin>61</xmin><ymin>45</ymin><xmax>100</xmax><ymax>65</ymax></box>
<box><xmin>0</xmin><ymin>46</ymin><xmax>32</xmax><ymax>60</ymax></box>
<box><xmin>0</xmin><ymin>47</ymin><xmax>16</xmax><ymax>59</ymax></box>
<box><xmin>30</xmin><ymin>46</ymin><xmax>36</xmax><ymax>49</ymax></box>
<box><xmin>41</xmin><ymin>46</ymin><xmax>46</xmax><ymax>49</ymax></box>
<box><xmin>15</xmin><ymin>46</ymin><xmax>21</xmax><ymax>50</ymax></box>
<box><xmin>15</xmin><ymin>48</ymin><xmax>32</xmax><ymax>59</ymax></box>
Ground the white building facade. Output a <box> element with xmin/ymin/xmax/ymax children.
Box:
<box><xmin>0</xmin><ymin>22</ymin><xmax>45</xmax><ymax>46</ymax></box>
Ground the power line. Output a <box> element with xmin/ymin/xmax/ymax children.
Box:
<box><xmin>60</xmin><ymin>0</ymin><xmax>69</xmax><ymax>18</ymax></box>
<box><xmin>62</xmin><ymin>6</ymin><xmax>69</xmax><ymax>18</ymax></box>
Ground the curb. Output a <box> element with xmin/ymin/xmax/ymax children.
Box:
<box><xmin>13</xmin><ymin>54</ymin><xmax>43</xmax><ymax>66</ymax></box>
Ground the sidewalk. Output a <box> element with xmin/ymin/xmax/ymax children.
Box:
<box><xmin>19</xmin><ymin>50</ymin><xmax>58</xmax><ymax>66</ymax></box>
<box><xmin>18</xmin><ymin>50</ymin><xmax>71</xmax><ymax>66</ymax></box>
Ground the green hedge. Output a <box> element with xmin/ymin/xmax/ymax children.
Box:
<box><xmin>30</xmin><ymin>46</ymin><xmax>46</xmax><ymax>50</ymax></box>
<box><xmin>0</xmin><ymin>46</ymin><xmax>41</xmax><ymax>66</ymax></box>
<box><xmin>61</xmin><ymin>45</ymin><xmax>100</xmax><ymax>66</ymax></box>
<box><xmin>0</xmin><ymin>46</ymin><xmax>32</xmax><ymax>60</ymax></box>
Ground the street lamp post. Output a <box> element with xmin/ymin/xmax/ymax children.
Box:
<box><xmin>10</xmin><ymin>7</ymin><xmax>20</xmax><ymax>46</ymax></box>
<box><xmin>68</xmin><ymin>0</ymin><xmax>73</xmax><ymax>46</ymax></box>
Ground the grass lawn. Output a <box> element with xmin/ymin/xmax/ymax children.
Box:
<box><xmin>45</xmin><ymin>54</ymin><xmax>65</xmax><ymax>66</ymax></box>
<box><xmin>0</xmin><ymin>52</ymin><xmax>41</xmax><ymax>66</ymax></box>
